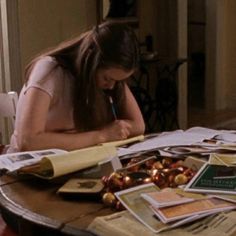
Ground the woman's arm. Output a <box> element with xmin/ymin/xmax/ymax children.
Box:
<box><xmin>15</xmin><ymin>88</ymin><xmax>134</xmax><ymax>151</ymax></box>
<box><xmin>119</xmin><ymin>83</ymin><xmax>145</xmax><ymax>136</ymax></box>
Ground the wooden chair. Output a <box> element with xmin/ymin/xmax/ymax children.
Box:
<box><xmin>0</xmin><ymin>91</ymin><xmax>18</xmax><ymax>150</ymax></box>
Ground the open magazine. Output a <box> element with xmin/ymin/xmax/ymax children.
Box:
<box><xmin>0</xmin><ymin>149</ymin><xmax>66</xmax><ymax>172</ymax></box>
<box><xmin>0</xmin><ymin>146</ymin><xmax>117</xmax><ymax>179</ymax></box>
<box><xmin>0</xmin><ymin>135</ymin><xmax>144</xmax><ymax>179</ymax></box>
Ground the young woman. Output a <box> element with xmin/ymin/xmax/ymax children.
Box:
<box><xmin>8</xmin><ymin>21</ymin><xmax>145</xmax><ymax>152</ymax></box>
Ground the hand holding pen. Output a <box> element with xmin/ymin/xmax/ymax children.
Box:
<box><xmin>101</xmin><ymin>120</ymin><xmax>132</xmax><ymax>141</ymax></box>
<box><xmin>103</xmin><ymin>89</ymin><xmax>118</xmax><ymax>120</ymax></box>
<box><xmin>102</xmin><ymin>89</ymin><xmax>131</xmax><ymax>140</ymax></box>
<box><xmin>108</xmin><ymin>95</ymin><xmax>117</xmax><ymax>120</ymax></box>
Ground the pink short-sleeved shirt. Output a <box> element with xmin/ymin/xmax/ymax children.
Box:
<box><xmin>8</xmin><ymin>56</ymin><xmax>75</xmax><ymax>153</ymax></box>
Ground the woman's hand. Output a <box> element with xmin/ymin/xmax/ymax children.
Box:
<box><xmin>100</xmin><ymin>120</ymin><xmax>132</xmax><ymax>142</ymax></box>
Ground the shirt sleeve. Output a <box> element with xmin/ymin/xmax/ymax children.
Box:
<box><xmin>24</xmin><ymin>56</ymin><xmax>60</xmax><ymax>98</ymax></box>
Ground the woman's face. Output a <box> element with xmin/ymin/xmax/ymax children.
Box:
<box><xmin>96</xmin><ymin>67</ymin><xmax>134</xmax><ymax>90</ymax></box>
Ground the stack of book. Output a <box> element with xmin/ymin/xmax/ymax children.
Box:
<box><xmin>141</xmin><ymin>188</ymin><xmax>236</xmax><ymax>224</ymax></box>
<box><xmin>115</xmin><ymin>183</ymin><xmax>236</xmax><ymax>233</ymax></box>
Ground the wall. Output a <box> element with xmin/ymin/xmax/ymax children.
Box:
<box><xmin>138</xmin><ymin>0</ymin><xmax>158</xmax><ymax>50</ymax></box>
<box><xmin>225</xmin><ymin>0</ymin><xmax>236</xmax><ymax>108</ymax></box>
<box><xmin>18</xmin><ymin>0</ymin><xmax>97</xmax><ymax>82</ymax></box>
<box><xmin>0</xmin><ymin>0</ymin><xmax>202</xmax><ymax>132</ymax></box>
<box><xmin>206</xmin><ymin>0</ymin><xmax>236</xmax><ymax>111</ymax></box>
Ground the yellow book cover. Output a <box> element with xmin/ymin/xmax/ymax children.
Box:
<box><xmin>19</xmin><ymin>145</ymin><xmax>117</xmax><ymax>179</ymax></box>
<box><xmin>17</xmin><ymin>135</ymin><xmax>144</xmax><ymax>179</ymax></box>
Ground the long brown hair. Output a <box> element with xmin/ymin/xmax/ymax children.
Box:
<box><xmin>25</xmin><ymin>21</ymin><xmax>139</xmax><ymax>131</ymax></box>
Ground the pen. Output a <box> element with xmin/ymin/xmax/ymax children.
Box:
<box><xmin>108</xmin><ymin>95</ymin><xmax>117</xmax><ymax>120</ymax></box>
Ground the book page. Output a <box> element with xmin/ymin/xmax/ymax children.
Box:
<box><xmin>215</xmin><ymin>133</ymin><xmax>236</xmax><ymax>143</ymax></box>
<box><xmin>101</xmin><ymin>135</ymin><xmax>144</xmax><ymax>147</ymax></box>
<box><xmin>114</xmin><ymin>184</ymin><xmax>231</xmax><ymax>233</ymax></box>
<box><xmin>185</xmin><ymin>127</ymin><xmax>222</xmax><ymax>137</ymax></box>
<box><xmin>88</xmin><ymin>209</ymin><xmax>236</xmax><ymax>236</ymax></box>
<box><xmin>117</xmin><ymin>127</ymin><xmax>223</xmax><ymax>157</ymax></box>
<box><xmin>26</xmin><ymin>145</ymin><xmax>117</xmax><ymax>179</ymax></box>
<box><xmin>141</xmin><ymin>190</ymin><xmax>195</xmax><ymax>208</ymax></box>
<box><xmin>153</xmin><ymin>198</ymin><xmax>236</xmax><ymax>223</ymax></box>
<box><xmin>115</xmin><ymin>183</ymin><xmax>169</xmax><ymax>233</ymax></box>
<box><xmin>0</xmin><ymin>149</ymin><xmax>66</xmax><ymax>172</ymax></box>
<box><xmin>212</xmin><ymin>194</ymin><xmax>236</xmax><ymax>204</ymax></box>
<box><xmin>209</xmin><ymin>153</ymin><xmax>236</xmax><ymax>166</ymax></box>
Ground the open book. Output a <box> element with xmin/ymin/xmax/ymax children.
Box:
<box><xmin>0</xmin><ymin>135</ymin><xmax>144</xmax><ymax>179</ymax></box>
<box><xmin>0</xmin><ymin>149</ymin><xmax>66</xmax><ymax>172</ymax></box>
<box><xmin>18</xmin><ymin>145</ymin><xmax>117</xmax><ymax>179</ymax></box>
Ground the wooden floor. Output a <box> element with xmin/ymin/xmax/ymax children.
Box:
<box><xmin>0</xmin><ymin>214</ymin><xmax>18</xmax><ymax>236</ymax></box>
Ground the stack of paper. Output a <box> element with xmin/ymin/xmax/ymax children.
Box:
<box><xmin>141</xmin><ymin>189</ymin><xmax>195</xmax><ymax>208</ymax></box>
<box><xmin>88</xmin><ymin>208</ymin><xmax>236</xmax><ymax>236</ymax></box>
<box><xmin>141</xmin><ymin>187</ymin><xmax>235</xmax><ymax>224</ymax></box>
<box><xmin>115</xmin><ymin>183</ymin><xmax>236</xmax><ymax>233</ymax></box>
<box><xmin>150</xmin><ymin>196</ymin><xmax>236</xmax><ymax>224</ymax></box>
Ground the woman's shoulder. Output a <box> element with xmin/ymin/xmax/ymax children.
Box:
<box><xmin>29</xmin><ymin>56</ymin><xmax>61</xmax><ymax>81</ymax></box>
<box><xmin>34</xmin><ymin>56</ymin><xmax>58</xmax><ymax>71</ymax></box>
<box><xmin>24</xmin><ymin>56</ymin><xmax>65</xmax><ymax>99</ymax></box>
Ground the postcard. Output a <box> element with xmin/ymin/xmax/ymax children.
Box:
<box><xmin>114</xmin><ymin>183</ymin><xmax>218</xmax><ymax>233</ymax></box>
<box><xmin>141</xmin><ymin>189</ymin><xmax>195</xmax><ymax>208</ymax></box>
<box><xmin>57</xmin><ymin>178</ymin><xmax>104</xmax><ymax>195</ymax></box>
<box><xmin>211</xmin><ymin>193</ymin><xmax>236</xmax><ymax>204</ymax></box>
<box><xmin>152</xmin><ymin>197</ymin><xmax>236</xmax><ymax>223</ymax></box>
<box><xmin>114</xmin><ymin>183</ymin><xmax>166</xmax><ymax>233</ymax></box>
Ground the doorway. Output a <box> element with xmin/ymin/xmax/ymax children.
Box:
<box><xmin>187</xmin><ymin>0</ymin><xmax>206</xmax><ymax>110</ymax></box>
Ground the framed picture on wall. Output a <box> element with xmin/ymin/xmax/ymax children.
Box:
<box><xmin>97</xmin><ymin>0</ymin><xmax>139</xmax><ymax>27</ymax></box>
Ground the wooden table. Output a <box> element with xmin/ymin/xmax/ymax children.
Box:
<box><xmin>1</xmin><ymin>160</ymin><xmax>236</xmax><ymax>236</ymax></box>
<box><xmin>0</xmin><ymin>173</ymin><xmax>114</xmax><ymax>236</ymax></box>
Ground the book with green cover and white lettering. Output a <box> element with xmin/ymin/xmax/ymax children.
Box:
<box><xmin>185</xmin><ymin>154</ymin><xmax>236</xmax><ymax>195</ymax></box>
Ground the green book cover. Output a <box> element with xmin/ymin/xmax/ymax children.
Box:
<box><xmin>185</xmin><ymin>163</ymin><xmax>236</xmax><ymax>194</ymax></box>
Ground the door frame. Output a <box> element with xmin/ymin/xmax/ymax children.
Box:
<box><xmin>0</xmin><ymin>0</ymin><xmax>21</xmax><ymax>144</ymax></box>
